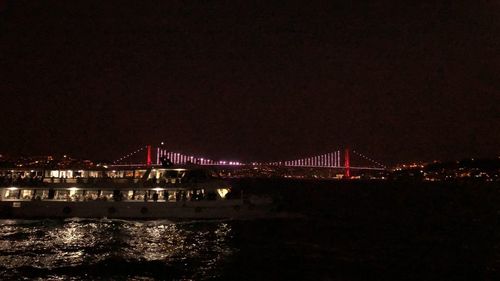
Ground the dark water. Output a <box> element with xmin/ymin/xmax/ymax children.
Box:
<box><xmin>0</xmin><ymin>218</ymin><xmax>342</xmax><ymax>281</ymax></box>
<box><xmin>0</xmin><ymin>218</ymin><xmax>236</xmax><ymax>280</ymax></box>
<box><xmin>2</xmin><ymin>180</ymin><xmax>500</xmax><ymax>280</ymax></box>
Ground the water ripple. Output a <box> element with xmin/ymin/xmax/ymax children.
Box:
<box><xmin>0</xmin><ymin>219</ymin><xmax>234</xmax><ymax>280</ymax></box>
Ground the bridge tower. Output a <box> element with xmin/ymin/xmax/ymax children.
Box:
<box><xmin>146</xmin><ymin>145</ymin><xmax>152</xmax><ymax>166</ymax></box>
<box><xmin>344</xmin><ymin>148</ymin><xmax>350</xmax><ymax>178</ymax></box>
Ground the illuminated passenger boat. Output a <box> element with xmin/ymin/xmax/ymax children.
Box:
<box><xmin>0</xmin><ymin>166</ymin><xmax>273</xmax><ymax>219</ymax></box>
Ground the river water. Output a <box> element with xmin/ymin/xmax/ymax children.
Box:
<box><xmin>0</xmin><ymin>216</ymin><xmax>366</xmax><ymax>281</ymax></box>
<box><xmin>1</xmin><ymin>215</ymin><xmax>499</xmax><ymax>281</ymax></box>
<box><xmin>1</xmin><ymin>180</ymin><xmax>500</xmax><ymax>280</ymax></box>
<box><xmin>1</xmin><ymin>218</ymin><xmax>339</xmax><ymax>281</ymax></box>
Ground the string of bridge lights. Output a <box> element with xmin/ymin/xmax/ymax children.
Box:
<box><xmin>266</xmin><ymin>150</ymin><xmax>343</xmax><ymax>167</ymax></box>
<box><xmin>113</xmin><ymin>146</ymin><xmax>386</xmax><ymax>168</ymax></box>
<box><xmin>352</xmin><ymin>150</ymin><xmax>386</xmax><ymax>168</ymax></box>
<box><xmin>113</xmin><ymin>146</ymin><xmax>147</xmax><ymax>164</ymax></box>
<box><xmin>156</xmin><ymin>148</ymin><xmax>243</xmax><ymax>166</ymax></box>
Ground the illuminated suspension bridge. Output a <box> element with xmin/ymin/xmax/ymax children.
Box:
<box><xmin>112</xmin><ymin>145</ymin><xmax>387</xmax><ymax>177</ymax></box>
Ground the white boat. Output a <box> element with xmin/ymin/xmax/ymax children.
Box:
<box><xmin>0</xmin><ymin>166</ymin><xmax>275</xmax><ymax>219</ymax></box>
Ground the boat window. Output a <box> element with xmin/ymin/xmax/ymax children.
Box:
<box><xmin>84</xmin><ymin>190</ymin><xmax>99</xmax><ymax>200</ymax></box>
<box><xmin>191</xmin><ymin>189</ymin><xmax>205</xmax><ymax>201</ymax></box>
<box><xmin>4</xmin><ymin>189</ymin><xmax>20</xmax><ymax>199</ymax></box>
<box><xmin>68</xmin><ymin>189</ymin><xmax>84</xmax><ymax>201</ymax></box>
<box><xmin>100</xmin><ymin>191</ymin><xmax>113</xmax><ymax>201</ymax></box>
<box><xmin>57</xmin><ymin>170</ymin><xmax>73</xmax><ymax>178</ymax></box>
<box><xmin>124</xmin><ymin>170</ymin><xmax>134</xmax><ymax>178</ymax></box>
<box><xmin>150</xmin><ymin>190</ymin><xmax>166</xmax><ymax>201</ymax></box>
<box><xmin>134</xmin><ymin>190</ymin><xmax>147</xmax><ymax>200</ymax></box>
<box><xmin>20</xmin><ymin>189</ymin><xmax>33</xmax><ymax>200</ymax></box>
<box><xmin>168</xmin><ymin>190</ymin><xmax>189</xmax><ymax>201</ymax></box>
<box><xmin>106</xmin><ymin>170</ymin><xmax>125</xmax><ymax>178</ymax></box>
<box><xmin>167</xmin><ymin>191</ymin><xmax>177</xmax><ymax>202</ymax></box>
<box><xmin>88</xmin><ymin>171</ymin><xmax>101</xmax><ymax>178</ymax></box>
<box><xmin>134</xmin><ymin>170</ymin><xmax>146</xmax><ymax>178</ymax></box>
<box><xmin>184</xmin><ymin>190</ymin><xmax>193</xmax><ymax>201</ymax></box>
<box><xmin>34</xmin><ymin>190</ymin><xmax>50</xmax><ymax>200</ymax></box>
<box><xmin>156</xmin><ymin>171</ymin><xmax>164</xmax><ymax>179</ymax></box>
<box><xmin>125</xmin><ymin>190</ymin><xmax>134</xmax><ymax>200</ymax></box>
<box><xmin>149</xmin><ymin>169</ymin><xmax>158</xmax><ymax>179</ymax></box>
<box><xmin>54</xmin><ymin>190</ymin><xmax>70</xmax><ymax>200</ymax></box>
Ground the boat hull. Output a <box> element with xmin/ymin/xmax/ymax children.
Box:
<box><xmin>0</xmin><ymin>200</ymin><xmax>274</xmax><ymax>220</ymax></box>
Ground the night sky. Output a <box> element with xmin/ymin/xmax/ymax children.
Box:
<box><xmin>0</xmin><ymin>0</ymin><xmax>499</xmax><ymax>165</ymax></box>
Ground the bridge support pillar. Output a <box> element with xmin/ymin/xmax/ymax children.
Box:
<box><xmin>146</xmin><ymin>145</ymin><xmax>152</xmax><ymax>166</ymax></box>
<box><xmin>344</xmin><ymin>148</ymin><xmax>350</xmax><ymax>178</ymax></box>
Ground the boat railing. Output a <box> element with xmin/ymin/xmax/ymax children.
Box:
<box><xmin>1</xmin><ymin>177</ymin><xmax>44</xmax><ymax>187</ymax></box>
<box><xmin>42</xmin><ymin>177</ymin><xmax>142</xmax><ymax>185</ymax></box>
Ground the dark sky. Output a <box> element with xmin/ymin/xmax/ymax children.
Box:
<box><xmin>0</xmin><ymin>0</ymin><xmax>499</xmax><ymax>165</ymax></box>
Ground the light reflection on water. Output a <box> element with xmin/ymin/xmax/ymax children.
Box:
<box><xmin>0</xmin><ymin>219</ymin><xmax>234</xmax><ymax>280</ymax></box>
